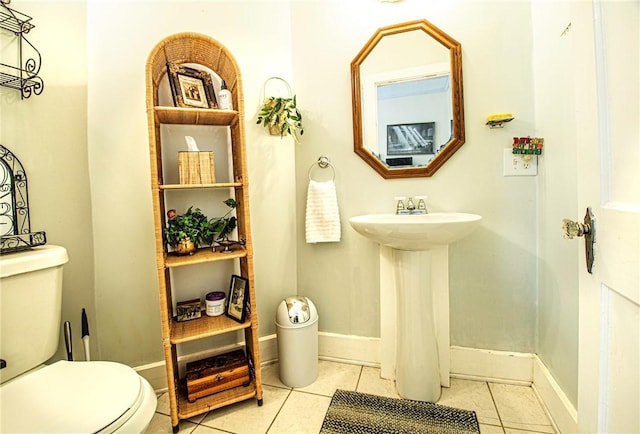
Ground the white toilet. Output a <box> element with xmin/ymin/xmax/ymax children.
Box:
<box><xmin>0</xmin><ymin>245</ymin><xmax>157</xmax><ymax>433</ymax></box>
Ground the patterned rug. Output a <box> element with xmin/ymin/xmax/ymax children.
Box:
<box><xmin>320</xmin><ymin>389</ymin><xmax>480</xmax><ymax>434</ymax></box>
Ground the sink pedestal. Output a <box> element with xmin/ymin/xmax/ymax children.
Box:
<box><xmin>348</xmin><ymin>212</ymin><xmax>482</xmax><ymax>403</ymax></box>
<box><xmin>379</xmin><ymin>245</ymin><xmax>450</xmax><ymax>402</ymax></box>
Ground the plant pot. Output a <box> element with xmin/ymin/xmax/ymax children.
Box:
<box><xmin>174</xmin><ymin>238</ymin><xmax>196</xmax><ymax>255</ymax></box>
<box><xmin>269</xmin><ymin>124</ymin><xmax>288</xmax><ymax>136</ymax></box>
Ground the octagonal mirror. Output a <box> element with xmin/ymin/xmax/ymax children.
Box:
<box><xmin>351</xmin><ymin>19</ymin><xmax>465</xmax><ymax>179</ymax></box>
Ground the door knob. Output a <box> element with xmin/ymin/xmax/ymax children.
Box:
<box><xmin>561</xmin><ymin>219</ymin><xmax>591</xmax><ymax>239</ymax></box>
<box><xmin>562</xmin><ymin>207</ymin><xmax>595</xmax><ymax>274</ymax></box>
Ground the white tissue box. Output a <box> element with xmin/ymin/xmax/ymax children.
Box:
<box><xmin>178</xmin><ymin>151</ymin><xmax>215</xmax><ymax>184</ymax></box>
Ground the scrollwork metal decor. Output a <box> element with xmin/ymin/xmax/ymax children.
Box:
<box><xmin>0</xmin><ymin>0</ymin><xmax>44</xmax><ymax>99</ymax></box>
<box><xmin>0</xmin><ymin>145</ymin><xmax>46</xmax><ymax>253</ymax></box>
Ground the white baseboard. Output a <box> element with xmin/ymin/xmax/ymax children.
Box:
<box><xmin>532</xmin><ymin>356</ymin><xmax>578</xmax><ymax>434</ymax></box>
<box><xmin>449</xmin><ymin>345</ymin><xmax>534</xmax><ymax>385</ymax></box>
<box><xmin>135</xmin><ymin>335</ymin><xmax>576</xmax><ymax>434</ymax></box>
<box><xmin>317</xmin><ymin>332</ymin><xmax>380</xmax><ymax>367</ymax></box>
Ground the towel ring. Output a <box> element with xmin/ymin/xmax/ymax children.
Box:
<box><xmin>308</xmin><ymin>156</ymin><xmax>336</xmax><ymax>181</ymax></box>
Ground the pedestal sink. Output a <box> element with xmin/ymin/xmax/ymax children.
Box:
<box><xmin>349</xmin><ymin>212</ymin><xmax>482</xmax><ymax>402</ymax></box>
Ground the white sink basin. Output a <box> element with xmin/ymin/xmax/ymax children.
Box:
<box><xmin>349</xmin><ymin>212</ymin><xmax>482</xmax><ymax>251</ymax></box>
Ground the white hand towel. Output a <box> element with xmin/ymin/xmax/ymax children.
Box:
<box><xmin>305</xmin><ymin>179</ymin><xmax>341</xmax><ymax>243</ymax></box>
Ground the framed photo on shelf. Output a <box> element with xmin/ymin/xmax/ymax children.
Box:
<box><xmin>167</xmin><ymin>62</ymin><xmax>218</xmax><ymax>109</ymax></box>
<box><xmin>226</xmin><ymin>275</ymin><xmax>249</xmax><ymax>323</ymax></box>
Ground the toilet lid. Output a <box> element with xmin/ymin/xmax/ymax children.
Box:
<box><xmin>0</xmin><ymin>360</ymin><xmax>144</xmax><ymax>433</ymax></box>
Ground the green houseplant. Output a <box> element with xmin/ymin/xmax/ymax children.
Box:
<box><xmin>210</xmin><ymin>198</ymin><xmax>237</xmax><ymax>241</ymax></box>
<box><xmin>163</xmin><ymin>199</ymin><xmax>237</xmax><ymax>255</ymax></box>
<box><xmin>256</xmin><ymin>95</ymin><xmax>304</xmax><ymax>143</ymax></box>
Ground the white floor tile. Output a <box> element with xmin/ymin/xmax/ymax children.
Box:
<box><xmin>266</xmin><ymin>390</ymin><xmax>331</xmax><ymax>434</ymax></box>
<box><xmin>489</xmin><ymin>383</ymin><xmax>555</xmax><ymax>433</ymax></box>
<box><xmin>150</xmin><ymin>362</ymin><xmax>559</xmax><ymax>434</ymax></box>
<box><xmin>480</xmin><ymin>424</ymin><xmax>505</xmax><ymax>434</ymax></box>
<box><xmin>356</xmin><ymin>366</ymin><xmax>401</xmax><ymax>399</ymax></box>
<box><xmin>198</xmin><ymin>385</ymin><xmax>290</xmax><ymax>434</ymax></box>
<box><xmin>438</xmin><ymin>379</ymin><xmax>502</xmax><ymax>426</ymax></box>
<box><xmin>260</xmin><ymin>362</ymin><xmax>290</xmax><ymax>389</ymax></box>
<box><xmin>293</xmin><ymin>360</ymin><xmax>361</xmax><ymax>396</ymax></box>
<box><xmin>191</xmin><ymin>424</ymin><xmax>229</xmax><ymax>433</ymax></box>
<box><xmin>146</xmin><ymin>412</ymin><xmax>198</xmax><ymax>433</ymax></box>
<box><xmin>155</xmin><ymin>392</ymin><xmax>170</xmax><ymax>416</ymax></box>
<box><xmin>504</xmin><ymin>429</ymin><xmax>556</xmax><ymax>434</ymax></box>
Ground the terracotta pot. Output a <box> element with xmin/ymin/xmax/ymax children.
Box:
<box><xmin>174</xmin><ymin>238</ymin><xmax>196</xmax><ymax>255</ymax></box>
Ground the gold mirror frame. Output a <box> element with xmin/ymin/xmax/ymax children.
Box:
<box><xmin>351</xmin><ymin>19</ymin><xmax>464</xmax><ymax>179</ymax></box>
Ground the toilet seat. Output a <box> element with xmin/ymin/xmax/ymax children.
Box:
<box><xmin>0</xmin><ymin>360</ymin><xmax>155</xmax><ymax>433</ymax></box>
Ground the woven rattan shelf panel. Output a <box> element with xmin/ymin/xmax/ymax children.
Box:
<box><xmin>160</xmin><ymin>182</ymin><xmax>242</xmax><ymax>190</ymax></box>
<box><xmin>164</xmin><ymin>247</ymin><xmax>246</xmax><ymax>268</ymax></box>
<box><xmin>154</xmin><ymin>106</ymin><xmax>237</xmax><ymax>126</ymax></box>
<box><xmin>177</xmin><ymin>382</ymin><xmax>257</xmax><ymax>420</ymax></box>
<box><xmin>171</xmin><ymin>314</ymin><xmax>250</xmax><ymax>343</ymax></box>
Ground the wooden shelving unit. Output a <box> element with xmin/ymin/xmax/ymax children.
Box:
<box><xmin>145</xmin><ymin>32</ymin><xmax>262</xmax><ymax>433</ymax></box>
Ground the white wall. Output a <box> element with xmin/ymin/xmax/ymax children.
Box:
<box><xmin>2</xmin><ymin>0</ymin><xmax>579</xmax><ymax>403</ymax></box>
<box><xmin>531</xmin><ymin>1</ymin><xmax>579</xmax><ymax>407</ymax></box>
<box><xmin>85</xmin><ymin>0</ymin><xmax>297</xmax><ymax>365</ymax></box>
<box><xmin>291</xmin><ymin>0</ymin><xmax>538</xmax><ymax>351</ymax></box>
<box><xmin>0</xmin><ymin>1</ymin><xmax>96</xmax><ymax>363</ymax></box>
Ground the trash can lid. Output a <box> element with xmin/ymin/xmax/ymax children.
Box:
<box><xmin>277</xmin><ymin>296</ymin><xmax>318</xmax><ymax>325</ymax></box>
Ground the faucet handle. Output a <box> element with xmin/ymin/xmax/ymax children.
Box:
<box><xmin>416</xmin><ymin>196</ymin><xmax>428</xmax><ymax>213</ymax></box>
<box><xmin>394</xmin><ymin>196</ymin><xmax>407</xmax><ymax>214</ymax></box>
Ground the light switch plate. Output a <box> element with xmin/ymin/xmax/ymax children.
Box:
<box><xmin>503</xmin><ymin>149</ymin><xmax>538</xmax><ymax>176</ymax></box>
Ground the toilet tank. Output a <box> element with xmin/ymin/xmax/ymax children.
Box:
<box><xmin>0</xmin><ymin>245</ymin><xmax>68</xmax><ymax>384</ymax></box>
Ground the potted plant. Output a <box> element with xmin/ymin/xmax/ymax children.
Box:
<box><xmin>211</xmin><ymin>198</ymin><xmax>237</xmax><ymax>241</ymax></box>
<box><xmin>163</xmin><ymin>199</ymin><xmax>237</xmax><ymax>255</ymax></box>
<box><xmin>256</xmin><ymin>95</ymin><xmax>304</xmax><ymax>143</ymax></box>
<box><xmin>164</xmin><ymin>207</ymin><xmax>211</xmax><ymax>255</ymax></box>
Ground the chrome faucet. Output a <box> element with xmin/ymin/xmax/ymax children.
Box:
<box><xmin>406</xmin><ymin>197</ymin><xmax>415</xmax><ymax>212</ymax></box>
<box><xmin>395</xmin><ymin>196</ymin><xmax>428</xmax><ymax>214</ymax></box>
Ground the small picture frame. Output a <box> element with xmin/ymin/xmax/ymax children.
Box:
<box><xmin>226</xmin><ymin>275</ymin><xmax>249</xmax><ymax>323</ymax></box>
<box><xmin>167</xmin><ymin>62</ymin><xmax>217</xmax><ymax>109</ymax></box>
<box><xmin>176</xmin><ymin>298</ymin><xmax>202</xmax><ymax>322</ymax></box>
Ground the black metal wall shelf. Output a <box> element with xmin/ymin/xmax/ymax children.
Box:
<box><xmin>0</xmin><ymin>0</ymin><xmax>43</xmax><ymax>99</ymax></box>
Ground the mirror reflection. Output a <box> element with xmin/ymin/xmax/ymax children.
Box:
<box><xmin>352</xmin><ymin>20</ymin><xmax>465</xmax><ymax>178</ymax></box>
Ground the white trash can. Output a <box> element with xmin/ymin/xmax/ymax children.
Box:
<box><xmin>275</xmin><ymin>296</ymin><xmax>319</xmax><ymax>388</ymax></box>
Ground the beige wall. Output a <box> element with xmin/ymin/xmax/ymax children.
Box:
<box><xmin>2</xmin><ymin>0</ymin><xmax>578</xmax><ymax>403</ymax></box>
<box><xmin>291</xmin><ymin>1</ymin><xmax>539</xmax><ymax>349</ymax></box>
<box><xmin>532</xmin><ymin>1</ymin><xmax>579</xmax><ymax>406</ymax></box>
<box><xmin>0</xmin><ymin>1</ymin><xmax>95</xmax><ymax>363</ymax></box>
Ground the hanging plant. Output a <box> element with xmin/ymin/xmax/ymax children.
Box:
<box><xmin>256</xmin><ymin>96</ymin><xmax>304</xmax><ymax>143</ymax></box>
<box><xmin>256</xmin><ymin>77</ymin><xmax>304</xmax><ymax>143</ymax></box>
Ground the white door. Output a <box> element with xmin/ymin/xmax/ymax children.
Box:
<box><xmin>572</xmin><ymin>1</ymin><xmax>640</xmax><ymax>432</ymax></box>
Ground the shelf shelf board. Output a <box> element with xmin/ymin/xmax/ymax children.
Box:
<box><xmin>154</xmin><ymin>106</ymin><xmax>238</xmax><ymax>126</ymax></box>
<box><xmin>160</xmin><ymin>182</ymin><xmax>242</xmax><ymax>190</ymax></box>
<box><xmin>177</xmin><ymin>381</ymin><xmax>257</xmax><ymax>420</ymax></box>
<box><xmin>171</xmin><ymin>313</ymin><xmax>251</xmax><ymax>344</ymax></box>
<box><xmin>164</xmin><ymin>246</ymin><xmax>246</xmax><ymax>268</ymax></box>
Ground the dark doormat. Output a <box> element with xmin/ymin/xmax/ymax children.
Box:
<box><xmin>320</xmin><ymin>389</ymin><xmax>480</xmax><ymax>434</ymax></box>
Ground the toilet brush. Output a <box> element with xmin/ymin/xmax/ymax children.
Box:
<box><xmin>64</xmin><ymin>321</ymin><xmax>73</xmax><ymax>361</ymax></box>
<box><xmin>81</xmin><ymin>308</ymin><xmax>90</xmax><ymax>361</ymax></box>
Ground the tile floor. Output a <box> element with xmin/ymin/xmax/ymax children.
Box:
<box><xmin>146</xmin><ymin>360</ymin><xmax>556</xmax><ymax>434</ymax></box>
